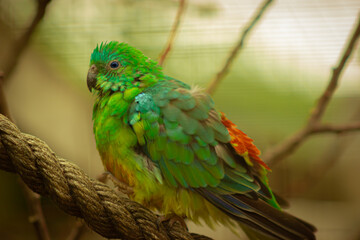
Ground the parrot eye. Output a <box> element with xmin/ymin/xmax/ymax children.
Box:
<box><xmin>109</xmin><ymin>60</ymin><xmax>120</xmax><ymax>69</ymax></box>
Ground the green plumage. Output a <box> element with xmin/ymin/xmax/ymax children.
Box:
<box><xmin>88</xmin><ymin>41</ymin><xmax>316</xmax><ymax>240</ymax></box>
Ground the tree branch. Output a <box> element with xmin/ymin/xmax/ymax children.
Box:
<box><xmin>158</xmin><ymin>0</ymin><xmax>187</xmax><ymax>66</ymax></box>
<box><xmin>66</xmin><ymin>220</ymin><xmax>87</xmax><ymax>240</ymax></box>
<box><xmin>206</xmin><ymin>0</ymin><xmax>273</xmax><ymax>95</ymax></box>
<box><xmin>2</xmin><ymin>0</ymin><xmax>51</xmax><ymax>81</ymax></box>
<box><xmin>0</xmin><ymin>74</ymin><xmax>51</xmax><ymax>240</ymax></box>
<box><xmin>263</xmin><ymin>15</ymin><xmax>360</xmax><ymax>166</ymax></box>
<box><xmin>0</xmin><ymin>114</ymin><xmax>212</xmax><ymax>240</ymax></box>
<box><xmin>0</xmin><ymin>1</ymin><xmax>52</xmax><ymax>237</ymax></box>
<box><xmin>20</xmin><ymin>181</ymin><xmax>52</xmax><ymax>240</ymax></box>
<box><xmin>286</xmin><ymin>107</ymin><xmax>360</xmax><ymax>196</ymax></box>
<box><xmin>307</xmin><ymin>14</ymin><xmax>360</xmax><ymax>126</ymax></box>
<box><xmin>312</xmin><ymin>122</ymin><xmax>360</xmax><ymax>134</ymax></box>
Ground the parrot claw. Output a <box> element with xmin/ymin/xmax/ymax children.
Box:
<box><xmin>156</xmin><ymin>213</ymin><xmax>188</xmax><ymax>230</ymax></box>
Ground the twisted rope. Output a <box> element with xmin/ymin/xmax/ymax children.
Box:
<box><xmin>0</xmin><ymin>114</ymin><xmax>212</xmax><ymax>240</ymax></box>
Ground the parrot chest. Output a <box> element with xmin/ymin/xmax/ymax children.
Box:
<box><xmin>92</xmin><ymin>102</ymin><xmax>184</xmax><ymax>213</ymax></box>
<box><xmin>92</xmin><ymin>92</ymin><xmax>160</xmax><ymax>188</ymax></box>
<box><xmin>93</xmin><ymin>116</ymin><xmax>148</xmax><ymax>187</ymax></box>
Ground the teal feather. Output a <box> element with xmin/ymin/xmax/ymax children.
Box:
<box><xmin>155</xmin><ymin>134</ymin><xmax>167</xmax><ymax>151</ymax></box>
<box><xmin>193</xmin><ymin>94</ymin><xmax>213</xmax><ymax>116</ymax></box>
<box><xmin>165</xmin><ymin>141</ymin><xmax>178</xmax><ymax>160</ymax></box>
<box><xmin>195</xmin><ymin>136</ymin><xmax>207</xmax><ymax>147</ymax></box>
<box><xmin>162</xmin><ymin>103</ymin><xmax>181</xmax><ymax>122</ymax></box>
<box><xmin>166</xmin><ymin>126</ymin><xmax>190</xmax><ymax>143</ymax></box>
<box><xmin>177</xmin><ymin>145</ymin><xmax>194</xmax><ymax>164</ymax></box>
<box><xmin>148</xmin><ymin>142</ymin><xmax>161</xmax><ymax>161</ymax></box>
<box><xmin>143</xmin><ymin>111</ymin><xmax>158</xmax><ymax>123</ymax></box>
<box><xmin>146</xmin><ymin>122</ymin><xmax>159</xmax><ymax>140</ymax></box>
<box><xmin>229</xmin><ymin>167</ymin><xmax>255</xmax><ymax>182</ymax></box>
<box><xmin>233</xmin><ymin>162</ymin><xmax>248</xmax><ymax>173</ymax></box>
<box><xmin>206</xmin><ymin>111</ymin><xmax>231</xmax><ymax>143</ymax></box>
<box><xmin>163</xmin><ymin>119</ymin><xmax>178</xmax><ymax>129</ymax></box>
<box><xmin>215</xmin><ymin>145</ymin><xmax>236</xmax><ymax>168</ymax></box>
<box><xmin>193</xmin><ymin>161</ymin><xmax>220</xmax><ymax>187</ymax></box>
<box><xmin>201</xmin><ymin>160</ymin><xmax>225</xmax><ymax>179</ymax></box>
<box><xmin>218</xmin><ymin>176</ymin><xmax>253</xmax><ymax>194</ymax></box>
<box><xmin>226</xmin><ymin>170</ymin><xmax>260</xmax><ymax>191</ymax></box>
<box><xmin>186</xmin><ymin>163</ymin><xmax>207</xmax><ymax>187</ymax></box>
<box><xmin>154</xmin><ymin>98</ymin><xmax>169</xmax><ymax>107</ymax></box>
<box><xmin>191</xmin><ymin>142</ymin><xmax>211</xmax><ymax>161</ymax></box>
<box><xmin>129</xmin><ymin>112</ymin><xmax>140</xmax><ymax>125</ymax></box>
<box><xmin>187</xmin><ymin>107</ymin><xmax>209</xmax><ymax>120</ymax></box>
<box><xmin>177</xmin><ymin>111</ymin><xmax>199</xmax><ymax>135</ymax></box>
<box><xmin>177</xmin><ymin>163</ymin><xmax>201</xmax><ymax>187</ymax></box>
<box><xmin>164</xmin><ymin>159</ymin><xmax>189</xmax><ymax>188</ymax></box>
<box><xmin>157</xmin><ymin>89</ymin><xmax>170</xmax><ymax>99</ymax></box>
<box><xmin>166</xmin><ymin>89</ymin><xmax>181</xmax><ymax>99</ymax></box>
<box><xmin>205</xmin><ymin>150</ymin><xmax>218</xmax><ymax>165</ymax></box>
<box><xmin>142</xmin><ymin>120</ymin><xmax>151</xmax><ymax>131</ymax></box>
<box><xmin>158</xmin><ymin>158</ymin><xmax>178</xmax><ymax>187</ymax></box>
<box><xmin>214</xmin><ymin>129</ymin><xmax>232</xmax><ymax>143</ymax></box>
<box><xmin>172</xmin><ymin>94</ymin><xmax>196</xmax><ymax>110</ymax></box>
<box><xmin>196</xmin><ymin>123</ymin><xmax>215</xmax><ymax>144</ymax></box>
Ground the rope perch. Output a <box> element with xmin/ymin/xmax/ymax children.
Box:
<box><xmin>0</xmin><ymin>114</ymin><xmax>212</xmax><ymax>240</ymax></box>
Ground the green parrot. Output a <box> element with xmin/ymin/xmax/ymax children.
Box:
<box><xmin>87</xmin><ymin>41</ymin><xmax>316</xmax><ymax>240</ymax></box>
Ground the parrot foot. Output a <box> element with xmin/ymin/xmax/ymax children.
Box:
<box><xmin>157</xmin><ymin>213</ymin><xmax>188</xmax><ymax>230</ymax></box>
<box><xmin>104</xmin><ymin>171</ymin><xmax>134</xmax><ymax>195</ymax></box>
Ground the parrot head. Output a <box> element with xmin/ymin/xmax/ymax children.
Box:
<box><xmin>87</xmin><ymin>41</ymin><xmax>164</xmax><ymax>94</ymax></box>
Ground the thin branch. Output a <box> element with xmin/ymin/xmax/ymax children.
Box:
<box><xmin>290</xmin><ymin>120</ymin><xmax>360</xmax><ymax>196</ymax></box>
<box><xmin>206</xmin><ymin>0</ymin><xmax>273</xmax><ymax>95</ymax></box>
<box><xmin>0</xmin><ymin>74</ymin><xmax>51</xmax><ymax>240</ymax></box>
<box><xmin>0</xmin><ymin>1</ymin><xmax>52</xmax><ymax>238</ymax></box>
<box><xmin>287</xmin><ymin>132</ymin><xmax>352</xmax><ymax>197</ymax></box>
<box><xmin>307</xmin><ymin>14</ymin><xmax>360</xmax><ymax>126</ymax></box>
<box><xmin>66</xmin><ymin>220</ymin><xmax>87</xmax><ymax>240</ymax></box>
<box><xmin>263</xmin><ymin>129</ymin><xmax>310</xmax><ymax>166</ymax></box>
<box><xmin>264</xmin><ymin>15</ymin><xmax>360</xmax><ymax>166</ymax></box>
<box><xmin>2</xmin><ymin>0</ymin><xmax>51</xmax><ymax>81</ymax></box>
<box><xmin>158</xmin><ymin>0</ymin><xmax>187</xmax><ymax>66</ymax></box>
<box><xmin>312</xmin><ymin>122</ymin><xmax>360</xmax><ymax>134</ymax></box>
<box><xmin>0</xmin><ymin>2</ymin><xmax>52</xmax><ymax>236</ymax></box>
<box><xmin>20</xmin><ymin>181</ymin><xmax>52</xmax><ymax>240</ymax></box>
<box><xmin>286</xmin><ymin>107</ymin><xmax>360</xmax><ymax>197</ymax></box>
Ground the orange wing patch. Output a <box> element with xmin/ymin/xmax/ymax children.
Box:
<box><xmin>220</xmin><ymin>113</ymin><xmax>271</xmax><ymax>171</ymax></box>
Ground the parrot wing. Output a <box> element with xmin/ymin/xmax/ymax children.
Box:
<box><xmin>128</xmin><ymin>80</ymin><xmax>316</xmax><ymax>240</ymax></box>
<box><xmin>128</xmin><ymin>80</ymin><xmax>261</xmax><ymax>192</ymax></box>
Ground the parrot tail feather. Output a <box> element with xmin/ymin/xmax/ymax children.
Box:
<box><xmin>196</xmin><ymin>189</ymin><xmax>316</xmax><ymax>240</ymax></box>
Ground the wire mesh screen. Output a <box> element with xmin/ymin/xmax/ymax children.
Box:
<box><xmin>0</xmin><ymin>0</ymin><xmax>359</xmax><ymax>239</ymax></box>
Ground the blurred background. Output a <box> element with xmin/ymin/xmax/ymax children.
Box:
<box><xmin>0</xmin><ymin>0</ymin><xmax>359</xmax><ymax>239</ymax></box>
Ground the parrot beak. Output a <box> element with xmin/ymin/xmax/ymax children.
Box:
<box><xmin>87</xmin><ymin>64</ymin><xmax>98</xmax><ymax>92</ymax></box>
